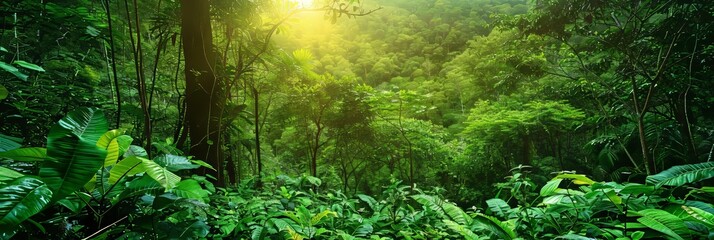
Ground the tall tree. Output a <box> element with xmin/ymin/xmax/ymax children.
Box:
<box><xmin>181</xmin><ymin>0</ymin><xmax>226</xmax><ymax>184</ymax></box>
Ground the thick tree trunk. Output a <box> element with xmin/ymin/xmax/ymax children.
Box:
<box><xmin>181</xmin><ymin>0</ymin><xmax>226</xmax><ymax>186</ymax></box>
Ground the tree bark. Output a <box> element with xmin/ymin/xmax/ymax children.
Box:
<box><xmin>181</xmin><ymin>0</ymin><xmax>226</xmax><ymax>186</ymax></box>
<box><xmin>253</xmin><ymin>86</ymin><xmax>262</xmax><ymax>187</ymax></box>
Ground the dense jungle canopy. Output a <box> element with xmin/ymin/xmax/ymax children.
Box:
<box><xmin>1</xmin><ymin>0</ymin><xmax>713</xmax><ymax>239</ymax></box>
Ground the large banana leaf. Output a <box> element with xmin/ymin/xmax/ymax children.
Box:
<box><xmin>0</xmin><ymin>176</ymin><xmax>52</xmax><ymax>227</ymax></box>
<box><xmin>646</xmin><ymin>162</ymin><xmax>714</xmax><ymax>187</ymax></box>
<box><xmin>123</xmin><ymin>145</ymin><xmax>148</xmax><ymax>158</ymax></box>
<box><xmin>681</xmin><ymin>206</ymin><xmax>714</xmax><ymax>227</ymax></box>
<box><xmin>0</xmin><ymin>133</ymin><xmax>22</xmax><ymax>152</ymax></box>
<box><xmin>0</xmin><ymin>147</ymin><xmax>46</xmax><ymax>161</ymax></box>
<box><xmin>57</xmin><ymin>192</ymin><xmax>91</xmax><ymax>214</ymax></box>
<box><xmin>0</xmin><ymin>167</ymin><xmax>24</xmax><ymax>182</ymax></box>
<box><xmin>54</xmin><ymin>108</ymin><xmax>107</xmax><ymax>143</ymax></box>
<box><xmin>114</xmin><ymin>175</ymin><xmax>162</xmax><ymax>204</ymax></box>
<box><xmin>97</xmin><ymin>130</ymin><xmax>131</xmax><ymax>167</ymax></box>
<box><xmin>108</xmin><ymin>156</ymin><xmax>146</xmax><ymax>184</ymax></box>
<box><xmin>39</xmin><ymin>108</ymin><xmax>107</xmax><ymax>202</ymax></box>
<box><xmin>141</xmin><ymin>158</ymin><xmax>181</xmax><ymax>189</ymax></box>
<box><xmin>637</xmin><ymin>209</ymin><xmax>690</xmax><ymax>240</ymax></box>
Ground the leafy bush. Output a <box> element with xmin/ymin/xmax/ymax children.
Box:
<box><xmin>2</xmin><ymin>108</ymin><xmax>712</xmax><ymax>239</ymax></box>
<box><xmin>0</xmin><ymin>108</ymin><xmax>211</xmax><ymax>239</ymax></box>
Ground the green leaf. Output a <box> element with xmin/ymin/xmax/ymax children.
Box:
<box><xmin>155</xmin><ymin>154</ymin><xmax>199</xmax><ymax>171</ymax></box>
<box><xmin>115</xmin><ymin>175</ymin><xmax>162</xmax><ymax>204</ymax></box>
<box><xmin>0</xmin><ymin>147</ymin><xmax>46</xmax><ymax>162</ymax></box>
<box><xmin>356</xmin><ymin>194</ymin><xmax>378</xmax><ymax>211</ymax></box>
<box><xmin>13</xmin><ymin>60</ymin><xmax>45</xmax><ymax>72</ymax></box>
<box><xmin>636</xmin><ymin>209</ymin><xmax>690</xmax><ymax>240</ymax></box>
<box><xmin>540</xmin><ymin>178</ymin><xmax>562</xmax><ymax>196</ymax></box>
<box><xmin>0</xmin><ymin>134</ymin><xmax>22</xmax><ymax>152</ymax></box>
<box><xmin>170</xmin><ymin>179</ymin><xmax>208</xmax><ymax>202</ymax></box>
<box><xmin>443</xmin><ymin>219</ymin><xmax>479</xmax><ymax>240</ymax></box>
<box><xmin>0</xmin><ymin>84</ymin><xmax>7</xmax><ymax>101</ymax></box>
<box><xmin>57</xmin><ymin>192</ymin><xmax>91</xmax><ymax>213</ymax></box>
<box><xmin>604</xmin><ymin>189</ymin><xmax>622</xmax><ymax>205</ymax></box>
<box><xmin>412</xmin><ymin>194</ymin><xmax>471</xmax><ymax>225</ymax></box>
<box><xmin>631</xmin><ymin>231</ymin><xmax>645</xmax><ymax>240</ymax></box>
<box><xmin>0</xmin><ymin>177</ymin><xmax>52</xmax><ymax>227</ymax></box>
<box><xmin>85</xmin><ymin>26</ymin><xmax>100</xmax><ymax>37</ymax></box>
<box><xmin>141</xmin><ymin>158</ymin><xmax>181</xmax><ymax>189</ymax></box>
<box><xmin>97</xmin><ymin>130</ymin><xmax>123</xmax><ymax>148</ymax></box>
<box><xmin>310</xmin><ymin>209</ymin><xmax>337</xmax><ymax>225</ymax></box>
<box><xmin>178</xmin><ymin>220</ymin><xmax>209</xmax><ymax>239</ymax></box>
<box><xmin>620</xmin><ymin>183</ymin><xmax>655</xmax><ymax>195</ymax></box>
<box><xmin>304</xmin><ymin>175</ymin><xmax>322</xmax><ymax>187</ymax></box>
<box><xmin>124</xmin><ymin>145</ymin><xmax>147</xmax><ymax>158</ymax></box>
<box><xmin>473</xmin><ymin>213</ymin><xmax>516</xmax><ymax>240</ymax></box>
<box><xmin>486</xmin><ymin>198</ymin><xmax>511</xmax><ymax>218</ymax></box>
<box><xmin>0</xmin><ymin>61</ymin><xmax>28</xmax><ymax>81</ymax></box>
<box><xmin>190</xmin><ymin>160</ymin><xmax>216</xmax><ymax>171</ymax></box>
<box><xmin>555</xmin><ymin>173</ymin><xmax>595</xmax><ymax>185</ymax></box>
<box><xmin>271</xmin><ymin>217</ymin><xmax>301</xmax><ymax>233</ymax></box>
<box><xmin>0</xmin><ymin>167</ymin><xmax>24</xmax><ymax>182</ymax></box>
<box><xmin>251</xmin><ymin>226</ymin><xmax>266</xmax><ymax>240</ymax></box>
<box><xmin>97</xmin><ymin>130</ymin><xmax>125</xmax><ymax>167</ymax></box>
<box><xmin>108</xmin><ymin>156</ymin><xmax>146</xmax><ymax>184</ymax></box>
<box><xmin>39</xmin><ymin>108</ymin><xmax>107</xmax><ymax>202</ymax></box>
<box><xmin>116</xmin><ymin>135</ymin><xmax>133</xmax><ymax>156</ymax></box>
<box><xmin>646</xmin><ymin>162</ymin><xmax>714</xmax><ymax>187</ymax></box>
<box><xmin>681</xmin><ymin>206</ymin><xmax>714</xmax><ymax>227</ymax></box>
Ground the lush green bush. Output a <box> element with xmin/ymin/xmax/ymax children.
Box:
<box><xmin>2</xmin><ymin>108</ymin><xmax>713</xmax><ymax>239</ymax></box>
<box><xmin>0</xmin><ymin>108</ymin><xmax>211</xmax><ymax>239</ymax></box>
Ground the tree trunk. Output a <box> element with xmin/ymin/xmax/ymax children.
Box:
<box><xmin>673</xmin><ymin>94</ymin><xmax>697</xmax><ymax>164</ymax></box>
<box><xmin>311</xmin><ymin>123</ymin><xmax>322</xmax><ymax>177</ymax></box>
<box><xmin>631</xmin><ymin>77</ymin><xmax>653</xmax><ymax>175</ymax></box>
<box><xmin>253</xmin><ymin>86</ymin><xmax>262</xmax><ymax>187</ymax></box>
<box><xmin>521</xmin><ymin>135</ymin><xmax>531</xmax><ymax>166</ymax></box>
<box><xmin>181</xmin><ymin>0</ymin><xmax>226</xmax><ymax>186</ymax></box>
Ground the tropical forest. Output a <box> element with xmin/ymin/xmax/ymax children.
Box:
<box><xmin>1</xmin><ymin>0</ymin><xmax>713</xmax><ymax>239</ymax></box>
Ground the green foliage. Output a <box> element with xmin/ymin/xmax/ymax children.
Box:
<box><xmin>636</xmin><ymin>209</ymin><xmax>690</xmax><ymax>240</ymax></box>
<box><xmin>0</xmin><ymin>108</ymin><xmax>212</xmax><ymax>238</ymax></box>
<box><xmin>1</xmin><ymin>0</ymin><xmax>713</xmax><ymax>238</ymax></box>
<box><xmin>478</xmin><ymin>163</ymin><xmax>714</xmax><ymax>239</ymax></box>
<box><xmin>0</xmin><ymin>177</ymin><xmax>52</xmax><ymax>230</ymax></box>
<box><xmin>39</xmin><ymin>108</ymin><xmax>107</xmax><ymax>203</ymax></box>
<box><xmin>0</xmin><ymin>148</ymin><xmax>46</xmax><ymax>162</ymax></box>
<box><xmin>646</xmin><ymin>162</ymin><xmax>714</xmax><ymax>187</ymax></box>
<box><xmin>412</xmin><ymin>194</ymin><xmax>471</xmax><ymax>225</ymax></box>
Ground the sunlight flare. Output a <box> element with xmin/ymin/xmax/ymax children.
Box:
<box><xmin>292</xmin><ymin>0</ymin><xmax>313</xmax><ymax>8</ymax></box>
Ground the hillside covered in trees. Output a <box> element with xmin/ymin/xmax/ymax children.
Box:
<box><xmin>1</xmin><ymin>0</ymin><xmax>713</xmax><ymax>239</ymax></box>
